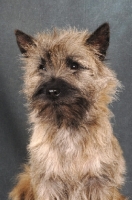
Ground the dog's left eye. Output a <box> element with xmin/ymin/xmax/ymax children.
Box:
<box><xmin>70</xmin><ymin>62</ymin><xmax>80</xmax><ymax>70</ymax></box>
<box><xmin>67</xmin><ymin>58</ymin><xmax>82</xmax><ymax>70</ymax></box>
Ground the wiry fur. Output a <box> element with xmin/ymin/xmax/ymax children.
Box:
<box><xmin>9</xmin><ymin>23</ymin><xmax>127</xmax><ymax>200</ymax></box>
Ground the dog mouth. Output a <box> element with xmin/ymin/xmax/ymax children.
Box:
<box><xmin>31</xmin><ymin>78</ymin><xmax>89</xmax><ymax>127</ymax></box>
<box><xmin>32</xmin><ymin>78</ymin><xmax>77</xmax><ymax>101</ymax></box>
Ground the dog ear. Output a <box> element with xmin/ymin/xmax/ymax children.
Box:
<box><xmin>15</xmin><ymin>30</ymin><xmax>36</xmax><ymax>54</ymax></box>
<box><xmin>86</xmin><ymin>23</ymin><xmax>110</xmax><ymax>61</ymax></box>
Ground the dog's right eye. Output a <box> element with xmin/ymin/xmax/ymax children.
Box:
<box><xmin>39</xmin><ymin>58</ymin><xmax>46</xmax><ymax>71</ymax></box>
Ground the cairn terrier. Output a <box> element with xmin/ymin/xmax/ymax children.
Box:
<box><xmin>9</xmin><ymin>23</ymin><xmax>127</xmax><ymax>200</ymax></box>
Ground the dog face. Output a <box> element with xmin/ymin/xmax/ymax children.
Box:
<box><xmin>15</xmin><ymin>23</ymin><xmax>118</xmax><ymax>127</ymax></box>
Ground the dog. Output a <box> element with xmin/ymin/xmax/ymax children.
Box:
<box><xmin>9</xmin><ymin>23</ymin><xmax>127</xmax><ymax>200</ymax></box>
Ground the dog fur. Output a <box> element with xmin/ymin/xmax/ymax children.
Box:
<box><xmin>9</xmin><ymin>23</ymin><xmax>127</xmax><ymax>200</ymax></box>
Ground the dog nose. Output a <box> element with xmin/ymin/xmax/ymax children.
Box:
<box><xmin>46</xmin><ymin>88</ymin><xmax>61</xmax><ymax>97</ymax></box>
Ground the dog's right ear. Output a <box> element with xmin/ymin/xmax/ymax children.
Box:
<box><xmin>15</xmin><ymin>30</ymin><xmax>36</xmax><ymax>54</ymax></box>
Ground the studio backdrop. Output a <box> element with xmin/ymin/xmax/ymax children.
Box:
<box><xmin>0</xmin><ymin>0</ymin><xmax>132</xmax><ymax>199</ymax></box>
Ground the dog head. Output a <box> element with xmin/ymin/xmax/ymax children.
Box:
<box><xmin>15</xmin><ymin>23</ymin><xmax>119</xmax><ymax>128</ymax></box>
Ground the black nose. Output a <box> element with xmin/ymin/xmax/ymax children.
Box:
<box><xmin>46</xmin><ymin>88</ymin><xmax>61</xmax><ymax>97</ymax></box>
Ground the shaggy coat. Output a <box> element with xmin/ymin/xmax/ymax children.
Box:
<box><xmin>9</xmin><ymin>23</ymin><xmax>127</xmax><ymax>200</ymax></box>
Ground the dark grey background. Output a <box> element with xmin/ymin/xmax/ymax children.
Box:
<box><xmin>0</xmin><ymin>0</ymin><xmax>132</xmax><ymax>199</ymax></box>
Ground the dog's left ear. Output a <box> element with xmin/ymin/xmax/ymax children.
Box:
<box><xmin>86</xmin><ymin>23</ymin><xmax>110</xmax><ymax>61</ymax></box>
<box><xmin>15</xmin><ymin>30</ymin><xmax>36</xmax><ymax>54</ymax></box>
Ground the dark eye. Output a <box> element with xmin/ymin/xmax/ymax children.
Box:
<box><xmin>67</xmin><ymin>58</ymin><xmax>82</xmax><ymax>70</ymax></box>
<box><xmin>39</xmin><ymin>64</ymin><xmax>46</xmax><ymax>70</ymax></box>
<box><xmin>39</xmin><ymin>58</ymin><xmax>46</xmax><ymax>71</ymax></box>
<box><xmin>70</xmin><ymin>61</ymin><xmax>80</xmax><ymax>70</ymax></box>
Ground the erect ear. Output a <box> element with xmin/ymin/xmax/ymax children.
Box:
<box><xmin>86</xmin><ymin>23</ymin><xmax>110</xmax><ymax>61</ymax></box>
<box><xmin>15</xmin><ymin>30</ymin><xmax>36</xmax><ymax>54</ymax></box>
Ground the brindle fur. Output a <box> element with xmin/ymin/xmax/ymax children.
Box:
<box><xmin>9</xmin><ymin>23</ymin><xmax>127</xmax><ymax>200</ymax></box>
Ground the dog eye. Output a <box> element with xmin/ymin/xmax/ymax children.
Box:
<box><xmin>67</xmin><ymin>58</ymin><xmax>82</xmax><ymax>70</ymax></box>
<box><xmin>39</xmin><ymin>58</ymin><xmax>46</xmax><ymax>71</ymax></box>
<box><xmin>70</xmin><ymin>62</ymin><xmax>80</xmax><ymax>70</ymax></box>
<box><xmin>39</xmin><ymin>64</ymin><xmax>46</xmax><ymax>70</ymax></box>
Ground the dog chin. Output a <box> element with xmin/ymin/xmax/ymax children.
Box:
<box><xmin>35</xmin><ymin>96</ymin><xmax>88</xmax><ymax>128</ymax></box>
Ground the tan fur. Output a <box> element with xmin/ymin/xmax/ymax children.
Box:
<box><xmin>9</xmin><ymin>24</ymin><xmax>127</xmax><ymax>200</ymax></box>
<box><xmin>9</xmin><ymin>166</ymin><xmax>34</xmax><ymax>200</ymax></box>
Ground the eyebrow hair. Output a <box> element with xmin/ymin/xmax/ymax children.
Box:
<box><xmin>41</xmin><ymin>58</ymin><xmax>46</xmax><ymax>65</ymax></box>
<box><xmin>46</xmin><ymin>51</ymin><xmax>51</xmax><ymax>61</ymax></box>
